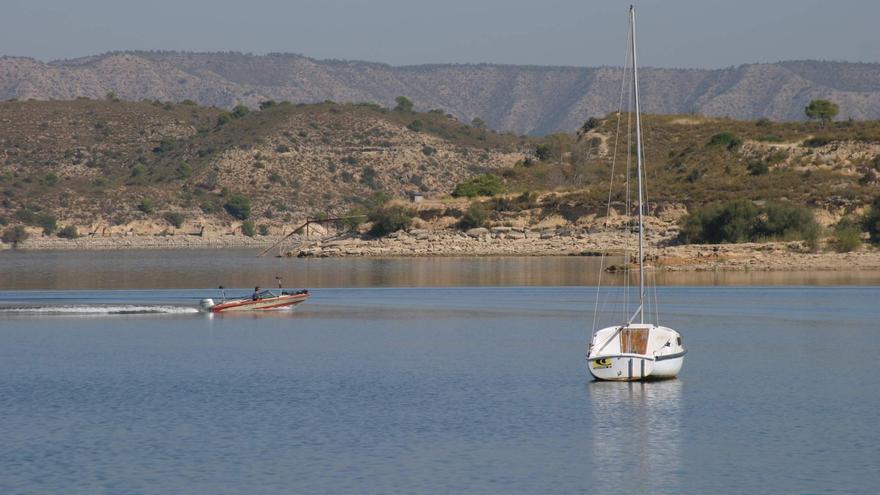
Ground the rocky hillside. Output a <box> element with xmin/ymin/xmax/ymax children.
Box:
<box><xmin>2</xmin><ymin>53</ymin><xmax>880</xmax><ymax>134</ymax></box>
<box><xmin>0</xmin><ymin>99</ymin><xmax>528</xmax><ymax>236</ymax></box>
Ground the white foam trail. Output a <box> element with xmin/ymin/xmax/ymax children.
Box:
<box><xmin>0</xmin><ymin>305</ymin><xmax>202</xmax><ymax>315</ymax></box>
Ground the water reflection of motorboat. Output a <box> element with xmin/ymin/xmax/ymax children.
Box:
<box><xmin>589</xmin><ymin>380</ymin><xmax>683</xmax><ymax>491</ymax></box>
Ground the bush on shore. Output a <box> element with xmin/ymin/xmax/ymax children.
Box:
<box><xmin>458</xmin><ymin>201</ymin><xmax>489</xmax><ymax>229</ymax></box>
<box><xmin>163</xmin><ymin>212</ymin><xmax>184</xmax><ymax>228</ymax></box>
<box><xmin>241</xmin><ymin>220</ymin><xmax>256</xmax><ymax>237</ymax></box>
<box><xmin>57</xmin><ymin>225</ymin><xmax>79</xmax><ymax>239</ymax></box>
<box><xmin>678</xmin><ymin>199</ymin><xmax>819</xmax><ymax>246</ymax></box>
<box><xmin>1</xmin><ymin>225</ymin><xmax>28</xmax><ymax>245</ymax></box>
<box><xmin>368</xmin><ymin>204</ymin><xmax>414</xmax><ymax>237</ymax></box>
<box><xmin>831</xmin><ymin>219</ymin><xmax>862</xmax><ymax>253</ymax></box>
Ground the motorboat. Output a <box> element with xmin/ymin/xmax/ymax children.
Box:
<box><xmin>200</xmin><ymin>280</ymin><xmax>309</xmax><ymax>313</ymax></box>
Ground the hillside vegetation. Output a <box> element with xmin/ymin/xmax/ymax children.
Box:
<box><xmin>500</xmin><ymin>114</ymin><xmax>879</xmax><ymax>214</ymax></box>
<box><xmin>0</xmin><ymin>99</ymin><xmax>527</xmax><ymax>235</ymax></box>
<box><xmin>1</xmin><ymin>99</ymin><xmax>879</xmax><ymax>244</ymax></box>
<box><xmin>3</xmin><ymin>53</ymin><xmax>880</xmax><ymax>134</ymax></box>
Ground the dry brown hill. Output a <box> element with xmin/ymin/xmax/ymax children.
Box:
<box><xmin>3</xmin><ymin>53</ymin><xmax>880</xmax><ymax>134</ymax></box>
<box><xmin>0</xmin><ymin>99</ymin><xmax>528</xmax><ymax>235</ymax></box>
<box><xmin>1</xmin><ymin>99</ymin><xmax>878</xmax><ymax>240</ymax></box>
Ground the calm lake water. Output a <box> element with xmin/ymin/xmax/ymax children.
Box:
<box><xmin>0</xmin><ymin>250</ymin><xmax>878</xmax><ymax>493</ymax></box>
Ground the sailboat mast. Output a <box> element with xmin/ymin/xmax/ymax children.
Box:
<box><xmin>630</xmin><ymin>5</ymin><xmax>645</xmax><ymax>324</ymax></box>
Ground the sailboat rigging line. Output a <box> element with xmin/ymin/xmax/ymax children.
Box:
<box><xmin>591</xmin><ymin>11</ymin><xmax>634</xmax><ymax>335</ymax></box>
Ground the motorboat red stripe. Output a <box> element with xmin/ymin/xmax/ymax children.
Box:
<box><xmin>209</xmin><ymin>294</ymin><xmax>309</xmax><ymax>313</ymax></box>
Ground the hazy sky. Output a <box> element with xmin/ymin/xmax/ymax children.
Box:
<box><xmin>1</xmin><ymin>0</ymin><xmax>877</xmax><ymax>68</ymax></box>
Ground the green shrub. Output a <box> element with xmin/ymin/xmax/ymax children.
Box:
<box><xmin>340</xmin><ymin>207</ymin><xmax>367</xmax><ymax>230</ymax></box>
<box><xmin>153</xmin><ymin>138</ymin><xmax>175</xmax><ymax>154</ymax></box>
<box><xmin>678</xmin><ymin>199</ymin><xmax>759</xmax><ymax>244</ymax></box>
<box><xmin>361</xmin><ymin>166</ymin><xmax>378</xmax><ymax>188</ymax></box>
<box><xmin>459</xmin><ymin>201</ymin><xmax>488</xmax><ymax>229</ymax></box>
<box><xmin>422</xmin><ymin>145</ymin><xmax>436</xmax><ymax>156</ymax></box>
<box><xmin>581</xmin><ymin>117</ymin><xmax>602</xmax><ymax>132</ymax></box>
<box><xmin>138</xmin><ymin>199</ymin><xmax>155</xmax><ymax>214</ymax></box>
<box><xmin>707</xmin><ymin>132</ymin><xmax>743</xmax><ymax>150</ymax></box>
<box><xmin>452</xmin><ymin>174</ymin><xmax>505</xmax><ymax>198</ymax></box>
<box><xmin>15</xmin><ymin>208</ymin><xmax>36</xmax><ymax>224</ymax></box>
<box><xmin>241</xmin><ymin>220</ymin><xmax>256</xmax><ymax>237</ymax></box>
<box><xmin>231</xmin><ymin>105</ymin><xmax>250</xmax><ymax>118</ymax></box>
<box><xmin>200</xmin><ymin>200</ymin><xmax>220</xmax><ymax>214</ymax></box>
<box><xmin>57</xmin><ymin>225</ymin><xmax>79</xmax><ymax>239</ymax></box>
<box><xmin>747</xmin><ymin>161</ymin><xmax>769</xmax><ymax>176</ymax></box>
<box><xmin>535</xmin><ymin>144</ymin><xmax>551</xmax><ymax>161</ymax></box>
<box><xmin>176</xmin><ymin>162</ymin><xmax>192</xmax><ymax>179</ymax></box>
<box><xmin>865</xmin><ymin>196</ymin><xmax>880</xmax><ymax>244</ymax></box>
<box><xmin>679</xmin><ymin>200</ymin><xmax>819</xmax><ymax>245</ymax></box>
<box><xmin>163</xmin><ymin>212</ymin><xmax>184</xmax><ymax>228</ymax></box>
<box><xmin>803</xmin><ymin>136</ymin><xmax>832</xmax><ymax>148</ymax></box>
<box><xmin>216</xmin><ymin>112</ymin><xmax>233</xmax><ymax>126</ymax></box>
<box><xmin>42</xmin><ymin>173</ymin><xmax>59</xmax><ymax>186</ymax></box>
<box><xmin>407</xmin><ymin>120</ymin><xmax>424</xmax><ymax>132</ymax></box>
<box><xmin>368</xmin><ymin>205</ymin><xmax>414</xmax><ymax>236</ymax></box>
<box><xmin>394</xmin><ymin>96</ymin><xmax>414</xmax><ymax>112</ymax></box>
<box><xmin>832</xmin><ymin>220</ymin><xmax>862</xmax><ymax>253</ymax></box>
<box><xmin>756</xmin><ymin>202</ymin><xmax>819</xmax><ymax>245</ymax></box>
<box><xmin>258</xmin><ymin>224</ymin><xmax>270</xmax><ymax>236</ymax></box>
<box><xmin>130</xmin><ymin>164</ymin><xmax>147</xmax><ymax>178</ymax></box>
<box><xmin>35</xmin><ymin>213</ymin><xmax>57</xmax><ymax>235</ymax></box>
<box><xmin>1</xmin><ymin>225</ymin><xmax>28</xmax><ymax>245</ymax></box>
<box><xmin>224</xmin><ymin>193</ymin><xmax>252</xmax><ymax>220</ymax></box>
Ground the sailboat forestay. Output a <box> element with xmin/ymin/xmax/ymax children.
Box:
<box><xmin>586</xmin><ymin>5</ymin><xmax>686</xmax><ymax>381</ymax></box>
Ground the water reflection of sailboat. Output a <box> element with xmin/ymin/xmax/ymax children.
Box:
<box><xmin>589</xmin><ymin>380</ymin><xmax>683</xmax><ymax>491</ymax></box>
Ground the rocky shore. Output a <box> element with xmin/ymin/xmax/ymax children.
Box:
<box><xmin>4</xmin><ymin>226</ymin><xmax>879</xmax><ymax>273</ymax></box>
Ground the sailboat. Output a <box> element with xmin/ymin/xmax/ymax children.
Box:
<box><xmin>586</xmin><ymin>5</ymin><xmax>686</xmax><ymax>381</ymax></box>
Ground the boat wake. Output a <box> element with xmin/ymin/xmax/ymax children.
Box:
<box><xmin>0</xmin><ymin>304</ymin><xmax>202</xmax><ymax>315</ymax></box>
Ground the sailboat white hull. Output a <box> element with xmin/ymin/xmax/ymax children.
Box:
<box><xmin>587</xmin><ymin>324</ymin><xmax>686</xmax><ymax>381</ymax></box>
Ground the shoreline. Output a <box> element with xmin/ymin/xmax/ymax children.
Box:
<box><xmin>4</xmin><ymin>228</ymin><xmax>880</xmax><ymax>273</ymax></box>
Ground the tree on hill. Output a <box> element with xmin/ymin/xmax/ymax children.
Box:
<box><xmin>805</xmin><ymin>99</ymin><xmax>839</xmax><ymax>127</ymax></box>
<box><xmin>223</xmin><ymin>193</ymin><xmax>252</xmax><ymax>220</ymax></box>
<box><xmin>231</xmin><ymin>105</ymin><xmax>250</xmax><ymax>119</ymax></box>
<box><xmin>394</xmin><ymin>96</ymin><xmax>414</xmax><ymax>112</ymax></box>
<box><xmin>471</xmin><ymin>117</ymin><xmax>486</xmax><ymax>129</ymax></box>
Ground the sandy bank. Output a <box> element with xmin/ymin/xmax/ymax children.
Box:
<box><xmin>4</xmin><ymin>227</ymin><xmax>879</xmax><ymax>274</ymax></box>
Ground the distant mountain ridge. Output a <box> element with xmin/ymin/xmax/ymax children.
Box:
<box><xmin>2</xmin><ymin>52</ymin><xmax>880</xmax><ymax>135</ymax></box>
